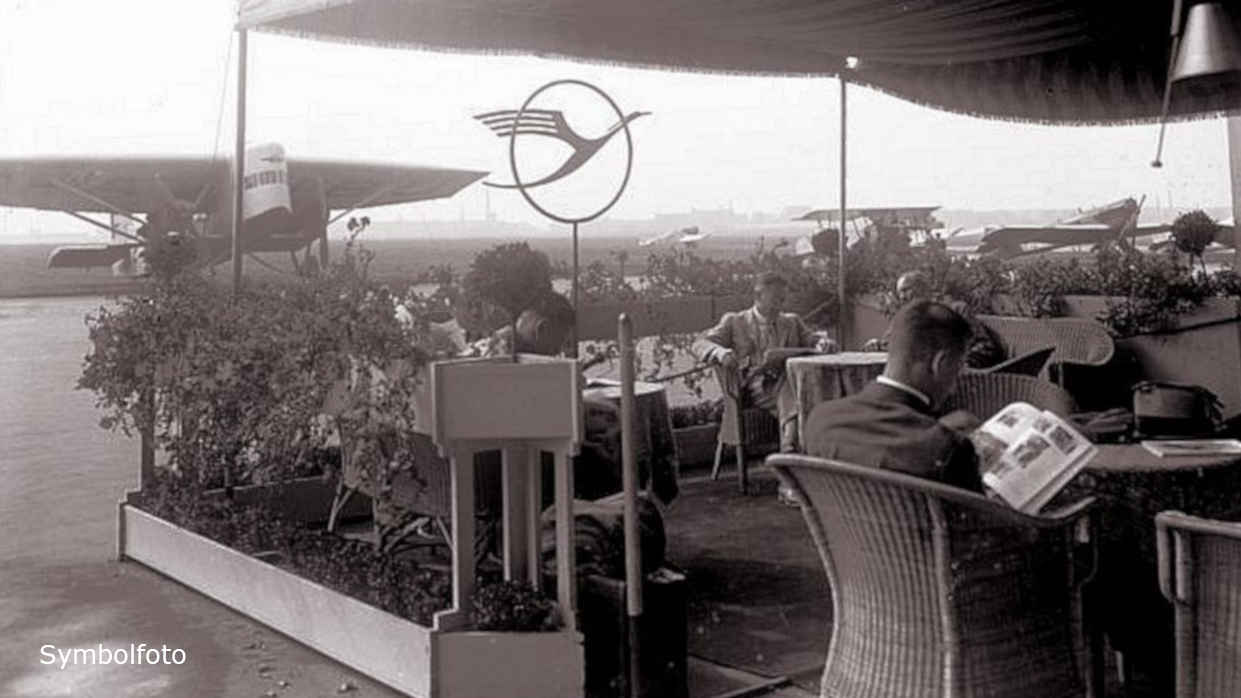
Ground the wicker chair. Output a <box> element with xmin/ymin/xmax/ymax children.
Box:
<box><xmin>710</xmin><ymin>363</ymin><xmax>779</xmax><ymax>493</ymax></box>
<box><xmin>1156</xmin><ymin>511</ymin><xmax>1241</xmax><ymax>698</ymax></box>
<box><xmin>769</xmin><ymin>454</ymin><xmax>1100</xmax><ymax>698</ymax></box>
<box><xmin>976</xmin><ymin>316</ymin><xmax>1114</xmax><ymax>390</ymax></box>
<box><xmin>978</xmin><ymin>345</ymin><xmax>1056</xmax><ymax>378</ymax></box>
<box><xmin>943</xmin><ymin>371</ymin><xmax>1078</xmax><ymax>421</ymax></box>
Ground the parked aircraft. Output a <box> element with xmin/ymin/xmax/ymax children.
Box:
<box><xmin>791</xmin><ymin>205</ymin><xmax>944</xmax><ymax>255</ymax></box>
<box><xmin>637</xmin><ymin>229</ymin><xmax>676</xmax><ymax>247</ymax></box>
<box><xmin>0</xmin><ymin>143</ymin><xmax>486</xmax><ymax>275</ymax></box>
<box><xmin>677</xmin><ymin>226</ymin><xmax>710</xmax><ymax>245</ymax></box>
<box><xmin>967</xmin><ymin>197</ymin><xmax>1216</xmax><ymax>259</ymax></box>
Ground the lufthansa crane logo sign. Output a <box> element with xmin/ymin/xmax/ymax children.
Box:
<box><xmin>475</xmin><ymin>79</ymin><xmax>648</xmax><ymax>225</ymax></box>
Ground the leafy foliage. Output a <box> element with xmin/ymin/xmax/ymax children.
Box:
<box><xmin>472</xmin><ymin>579</ymin><xmax>560</xmax><ymax>632</ymax></box>
<box><xmin>137</xmin><ymin>479</ymin><xmax>452</xmax><ymax>625</ymax></box>
<box><xmin>80</xmin><ymin>243</ymin><xmax>435</xmax><ymax>498</ymax></box>
<box><xmin>670</xmin><ymin>399</ymin><xmax>723</xmax><ymax>428</ymax></box>
<box><xmin>1172</xmin><ymin>209</ymin><xmax>1219</xmax><ymax>273</ymax></box>
<box><xmin>463</xmin><ymin>242</ymin><xmax>553</xmax><ymax>343</ymax></box>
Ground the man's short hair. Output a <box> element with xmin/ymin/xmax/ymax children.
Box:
<box><xmin>754</xmin><ymin>271</ymin><xmax>788</xmax><ymax>291</ymax></box>
<box><xmin>531</xmin><ymin>291</ymin><xmax>575</xmax><ymax>328</ymax></box>
<box><xmin>515</xmin><ymin>291</ymin><xmax>575</xmax><ymax>354</ymax></box>
<box><xmin>887</xmin><ymin>300</ymin><xmax>971</xmax><ymax>365</ymax></box>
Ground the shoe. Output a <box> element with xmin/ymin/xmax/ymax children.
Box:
<box><xmin>777</xmin><ymin>485</ymin><xmax>801</xmax><ymax>507</ymax></box>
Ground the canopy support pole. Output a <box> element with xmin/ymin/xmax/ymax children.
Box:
<box><xmin>232</xmin><ymin>27</ymin><xmax>248</xmax><ymax>297</ymax></box>
<box><xmin>1228</xmin><ymin>116</ymin><xmax>1241</xmax><ymax>267</ymax></box>
<box><xmin>837</xmin><ymin>76</ymin><xmax>848</xmax><ymax>349</ymax></box>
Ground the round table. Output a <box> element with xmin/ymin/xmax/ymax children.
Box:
<box><xmin>1063</xmin><ymin>443</ymin><xmax>1241</xmax><ymax>685</ymax></box>
<box><xmin>582</xmin><ymin>379</ymin><xmax>679</xmax><ymax>505</ymax></box>
<box><xmin>786</xmin><ymin>352</ymin><xmax>888</xmax><ymax>449</ymax></box>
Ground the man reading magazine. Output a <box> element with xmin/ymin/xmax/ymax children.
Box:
<box><xmin>805</xmin><ymin>300</ymin><xmax>985</xmax><ymax>492</ymax></box>
<box><xmin>807</xmin><ymin>300</ymin><xmax>1095</xmax><ymax>513</ymax></box>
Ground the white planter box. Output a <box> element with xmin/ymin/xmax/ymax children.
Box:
<box><xmin>117</xmin><ymin>500</ymin><xmax>584</xmax><ymax>698</ymax></box>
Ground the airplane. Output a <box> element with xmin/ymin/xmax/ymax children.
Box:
<box><xmin>637</xmin><ymin>229</ymin><xmax>676</xmax><ymax>247</ymax></box>
<box><xmin>677</xmin><ymin>226</ymin><xmax>710</xmax><ymax>245</ymax></box>
<box><xmin>791</xmin><ymin>206</ymin><xmax>944</xmax><ymax>255</ymax></box>
<box><xmin>0</xmin><ymin>143</ymin><xmax>487</xmax><ymax>276</ymax></box>
<box><xmin>965</xmin><ymin>197</ymin><xmax>1226</xmax><ymax>259</ymax></box>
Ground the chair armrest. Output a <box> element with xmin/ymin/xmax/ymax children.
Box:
<box><xmin>1039</xmin><ymin>496</ymin><xmax>1096</xmax><ymax>525</ymax></box>
<box><xmin>1153</xmin><ymin>510</ymin><xmax>1241</xmax><ymax>605</ymax></box>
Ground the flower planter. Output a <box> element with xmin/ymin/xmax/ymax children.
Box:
<box><xmin>117</xmin><ymin>497</ymin><xmax>584</xmax><ymax>698</ymax></box>
<box><xmin>672</xmin><ymin>423</ymin><xmax>719</xmax><ymax>468</ymax></box>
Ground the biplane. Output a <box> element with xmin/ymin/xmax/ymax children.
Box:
<box><xmin>791</xmin><ymin>205</ymin><xmax>944</xmax><ymax>255</ymax></box>
<box><xmin>0</xmin><ymin>143</ymin><xmax>486</xmax><ymax>275</ymax></box>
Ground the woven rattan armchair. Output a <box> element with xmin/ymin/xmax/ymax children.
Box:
<box><xmin>975</xmin><ymin>316</ymin><xmax>1114</xmax><ymax>389</ymax></box>
<box><xmin>710</xmin><ymin>363</ymin><xmax>779</xmax><ymax>493</ymax></box>
<box><xmin>1156</xmin><ymin>511</ymin><xmax>1241</xmax><ymax>698</ymax></box>
<box><xmin>943</xmin><ymin>371</ymin><xmax>1078</xmax><ymax>421</ymax></box>
<box><xmin>769</xmin><ymin>454</ymin><xmax>1101</xmax><ymax>698</ymax></box>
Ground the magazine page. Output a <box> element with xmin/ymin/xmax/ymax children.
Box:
<box><xmin>969</xmin><ymin>402</ymin><xmax>1042</xmax><ymax>473</ymax></box>
<box><xmin>973</xmin><ymin>404</ymin><xmax>1097</xmax><ymax>513</ymax></box>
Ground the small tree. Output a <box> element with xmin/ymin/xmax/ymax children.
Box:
<box><xmin>463</xmin><ymin>242</ymin><xmax>553</xmax><ymax>360</ymax></box>
<box><xmin>1172</xmin><ymin>209</ymin><xmax>1218</xmax><ymax>275</ymax></box>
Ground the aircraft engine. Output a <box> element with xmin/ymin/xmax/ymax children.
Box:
<box><xmin>241</xmin><ymin>142</ymin><xmax>293</xmax><ymax>236</ymax></box>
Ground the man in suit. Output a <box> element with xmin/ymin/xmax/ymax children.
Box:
<box><xmin>695</xmin><ymin>271</ymin><xmax>828</xmax><ymax>454</ymax></box>
<box><xmin>804</xmin><ymin>299</ymin><xmax>984</xmax><ymax>491</ymax></box>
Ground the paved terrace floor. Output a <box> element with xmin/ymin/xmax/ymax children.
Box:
<box><xmin>0</xmin><ymin>296</ymin><xmax>812</xmax><ymax>698</ymax></box>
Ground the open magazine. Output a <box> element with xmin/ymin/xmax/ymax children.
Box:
<box><xmin>968</xmin><ymin>402</ymin><xmax>1097</xmax><ymax>514</ymax></box>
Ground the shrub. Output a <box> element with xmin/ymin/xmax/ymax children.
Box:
<box><xmin>80</xmin><ymin>243</ymin><xmax>435</xmax><ymax>503</ymax></box>
<box><xmin>1172</xmin><ymin>209</ymin><xmax>1219</xmax><ymax>273</ymax></box>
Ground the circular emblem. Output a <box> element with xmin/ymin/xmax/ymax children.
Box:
<box><xmin>476</xmin><ymin>79</ymin><xmax>648</xmax><ymax>225</ymax></box>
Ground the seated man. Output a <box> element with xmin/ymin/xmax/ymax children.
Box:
<box><xmin>469</xmin><ymin>291</ymin><xmax>675</xmax><ymax>504</ymax></box>
<box><xmin>804</xmin><ymin>300</ymin><xmax>983</xmax><ymax>492</ymax></box>
<box><xmin>864</xmin><ymin>270</ymin><xmax>1003</xmax><ymax>369</ymax></box>
<box><xmin>694</xmin><ymin>271</ymin><xmax>827</xmax><ymax>453</ymax></box>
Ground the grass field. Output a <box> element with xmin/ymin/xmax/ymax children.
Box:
<box><xmin>0</xmin><ymin>234</ymin><xmax>794</xmax><ymax>298</ymax></box>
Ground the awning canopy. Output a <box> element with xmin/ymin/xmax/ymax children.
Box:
<box><xmin>238</xmin><ymin>0</ymin><xmax>1241</xmax><ymax>125</ymax></box>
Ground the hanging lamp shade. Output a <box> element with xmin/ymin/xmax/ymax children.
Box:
<box><xmin>1171</xmin><ymin>2</ymin><xmax>1241</xmax><ymax>83</ymax></box>
<box><xmin>1152</xmin><ymin>2</ymin><xmax>1241</xmax><ymax>167</ymax></box>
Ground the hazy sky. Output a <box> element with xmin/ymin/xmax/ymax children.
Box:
<box><xmin>1</xmin><ymin>0</ymin><xmax>1237</xmax><ymax>240</ymax></box>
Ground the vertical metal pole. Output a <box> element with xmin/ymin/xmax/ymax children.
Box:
<box><xmin>231</xmin><ymin>27</ymin><xmax>248</xmax><ymax>297</ymax></box>
<box><xmin>837</xmin><ymin>76</ymin><xmax>848</xmax><ymax>349</ymax></box>
<box><xmin>619</xmin><ymin>313</ymin><xmax>643</xmax><ymax>698</ymax></box>
<box><xmin>571</xmin><ymin>222</ymin><xmax>580</xmax><ymax>358</ymax></box>
<box><xmin>1228</xmin><ymin>116</ymin><xmax>1241</xmax><ymax>267</ymax></box>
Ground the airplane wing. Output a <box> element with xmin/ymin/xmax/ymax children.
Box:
<box><xmin>679</xmin><ymin>231</ymin><xmax>710</xmax><ymax>243</ymax></box>
<box><xmin>47</xmin><ymin>244</ymin><xmax>137</xmax><ymax>268</ymax></box>
<box><xmin>0</xmin><ymin>156</ymin><xmax>227</xmax><ymax>213</ymax></box>
<box><xmin>291</xmin><ymin>159</ymin><xmax>487</xmax><ymax>210</ymax></box>
<box><xmin>794</xmin><ymin>206</ymin><xmax>939</xmax><ymax>223</ymax></box>
<box><xmin>0</xmin><ymin>155</ymin><xmax>487</xmax><ymax>213</ymax></box>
